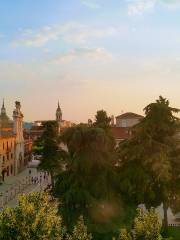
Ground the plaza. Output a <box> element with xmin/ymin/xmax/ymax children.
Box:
<box><xmin>0</xmin><ymin>166</ymin><xmax>51</xmax><ymax>209</ymax></box>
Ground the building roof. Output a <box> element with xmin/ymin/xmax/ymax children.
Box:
<box><xmin>111</xmin><ymin>127</ymin><xmax>130</xmax><ymax>140</ymax></box>
<box><xmin>116</xmin><ymin>112</ymin><xmax>143</xmax><ymax>119</ymax></box>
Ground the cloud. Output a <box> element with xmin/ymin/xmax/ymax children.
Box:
<box><xmin>81</xmin><ymin>0</ymin><xmax>101</xmax><ymax>9</ymax></box>
<box><xmin>127</xmin><ymin>0</ymin><xmax>180</xmax><ymax>16</ymax></box>
<box><xmin>127</xmin><ymin>0</ymin><xmax>156</xmax><ymax>16</ymax></box>
<box><xmin>160</xmin><ymin>0</ymin><xmax>180</xmax><ymax>9</ymax></box>
<box><xmin>12</xmin><ymin>22</ymin><xmax>117</xmax><ymax>47</ymax></box>
<box><xmin>51</xmin><ymin>47</ymin><xmax>112</xmax><ymax>64</ymax></box>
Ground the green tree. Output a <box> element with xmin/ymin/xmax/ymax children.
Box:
<box><xmin>54</xmin><ymin>124</ymin><xmax>120</xmax><ymax>236</ymax></box>
<box><xmin>67</xmin><ymin>216</ymin><xmax>92</xmax><ymax>240</ymax></box>
<box><xmin>118</xmin><ymin>96</ymin><xmax>180</xmax><ymax>230</ymax></box>
<box><xmin>119</xmin><ymin>208</ymin><xmax>162</xmax><ymax>240</ymax></box>
<box><xmin>119</xmin><ymin>229</ymin><xmax>132</xmax><ymax>240</ymax></box>
<box><xmin>0</xmin><ymin>192</ymin><xmax>64</xmax><ymax>240</ymax></box>
<box><xmin>94</xmin><ymin>110</ymin><xmax>111</xmax><ymax>130</ymax></box>
<box><xmin>39</xmin><ymin>121</ymin><xmax>67</xmax><ymax>188</ymax></box>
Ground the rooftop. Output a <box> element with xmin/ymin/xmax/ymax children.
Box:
<box><xmin>116</xmin><ymin>112</ymin><xmax>143</xmax><ymax>119</ymax></box>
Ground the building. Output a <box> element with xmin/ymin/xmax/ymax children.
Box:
<box><xmin>29</xmin><ymin>102</ymin><xmax>75</xmax><ymax>141</ymax></box>
<box><xmin>116</xmin><ymin>112</ymin><xmax>143</xmax><ymax>128</ymax></box>
<box><xmin>0</xmin><ymin>100</ymin><xmax>27</xmax><ymax>180</ymax></box>
<box><xmin>111</xmin><ymin>112</ymin><xmax>143</xmax><ymax>145</ymax></box>
<box><xmin>23</xmin><ymin>129</ymin><xmax>33</xmax><ymax>166</ymax></box>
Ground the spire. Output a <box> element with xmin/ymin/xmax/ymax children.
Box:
<box><xmin>56</xmin><ymin>101</ymin><xmax>62</xmax><ymax>122</ymax></box>
<box><xmin>1</xmin><ymin>98</ymin><xmax>6</xmax><ymax>114</ymax></box>
<box><xmin>2</xmin><ymin>98</ymin><xmax>4</xmax><ymax>109</ymax></box>
<box><xmin>57</xmin><ymin>100</ymin><xmax>60</xmax><ymax>110</ymax></box>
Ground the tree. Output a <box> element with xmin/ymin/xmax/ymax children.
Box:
<box><xmin>94</xmin><ymin>110</ymin><xmax>111</xmax><ymax>130</ymax></box>
<box><xmin>119</xmin><ymin>229</ymin><xmax>132</xmax><ymax>240</ymax></box>
<box><xmin>54</xmin><ymin>124</ymin><xmax>120</xmax><ymax>236</ymax></box>
<box><xmin>67</xmin><ymin>216</ymin><xmax>92</xmax><ymax>240</ymax></box>
<box><xmin>119</xmin><ymin>208</ymin><xmax>162</xmax><ymax>240</ymax></box>
<box><xmin>118</xmin><ymin>96</ymin><xmax>180</xmax><ymax>230</ymax></box>
<box><xmin>39</xmin><ymin>121</ymin><xmax>67</xmax><ymax>188</ymax></box>
<box><xmin>0</xmin><ymin>192</ymin><xmax>64</xmax><ymax>240</ymax></box>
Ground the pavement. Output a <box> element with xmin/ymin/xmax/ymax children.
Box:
<box><xmin>0</xmin><ymin>167</ymin><xmax>51</xmax><ymax>209</ymax></box>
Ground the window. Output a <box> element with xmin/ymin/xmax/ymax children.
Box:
<box><xmin>121</xmin><ymin>119</ymin><xmax>127</xmax><ymax>127</ymax></box>
<box><xmin>11</xmin><ymin>165</ymin><xmax>13</xmax><ymax>175</ymax></box>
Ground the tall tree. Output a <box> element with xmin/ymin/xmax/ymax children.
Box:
<box><xmin>118</xmin><ymin>96</ymin><xmax>180</xmax><ymax>230</ymax></box>
<box><xmin>39</xmin><ymin>121</ymin><xmax>66</xmax><ymax>188</ymax></box>
<box><xmin>54</xmin><ymin>124</ymin><xmax>120</xmax><ymax>236</ymax></box>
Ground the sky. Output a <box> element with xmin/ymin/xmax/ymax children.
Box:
<box><xmin>1</xmin><ymin>0</ymin><xmax>180</xmax><ymax>122</ymax></box>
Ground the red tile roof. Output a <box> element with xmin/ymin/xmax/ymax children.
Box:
<box><xmin>111</xmin><ymin>127</ymin><xmax>130</xmax><ymax>140</ymax></box>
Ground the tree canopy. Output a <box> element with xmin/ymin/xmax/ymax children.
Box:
<box><xmin>54</xmin><ymin>124</ymin><xmax>121</xmax><ymax>236</ymax></box>
<box><xmin>117</xmin><ymin>96</ymin><xmax>180</xmax><ymax>229</ymax></box>
<box><xmin>119</xmin><ymin>208</ymin><xmax>162</xmax><ymax>240</ymax></box>
<box><xmin>0</xmin><ymin>192</ymin><xmax>64</xmax><ymax>240</ymax></box>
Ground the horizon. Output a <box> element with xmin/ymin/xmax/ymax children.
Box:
<box><xmin>1</xmin><ymin>0</ymin><xmax>180</xmax><ymax>122</ymax></box>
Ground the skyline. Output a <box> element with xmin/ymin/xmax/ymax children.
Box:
<box><xmin>1</xmin><ymin>0</ymin><xmax>180</xmax><ymax>122</ymax></box>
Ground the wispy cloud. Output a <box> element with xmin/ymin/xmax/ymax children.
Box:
<box><xmin>12</xmin><ymin>22</ymin><xmax>117</xmax><ymax>47</ymax></box>
<box><xmin>127</xmin><ymin>0</ymin><xmax>156</xmax><ymax>16</ymax></box>
<box><xmin>127</xmin><ymin>0</ymin><xmax>180</xmax><ymax>16</ymax></box>
<box><xmin>51</xmin><ymin>47</ymin><xmax>112</xmax><ymax>64</ymax></box>
<box><xmin>160</xmin><ymin>0</ymin><xmax>180</xmax><ymax>9</ymax></box>
<box><xmin>81</xmin><ymin>0</ymin><xmax>101</xmax><ymax>9</ymax></box>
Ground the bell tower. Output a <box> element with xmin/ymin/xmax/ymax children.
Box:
<box><xmin>13</xmin><ymin>101</ymin><xmax>24</xmax><ymax>174</ymax></box>
<box><xmin>56</xmin><ymin>101</ymin><xmax>62</xmax><ymax>134</ymax></box>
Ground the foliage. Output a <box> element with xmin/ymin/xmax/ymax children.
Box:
<box><xmin>67</xmin><ymin>216</ymin><xmax>92</xmax><ymax>240</ymax></box>
<box><xmin>32</xmin><ymin>136</ymin><xmax>43</xmax><ymax>155</ymax></box>
<box><xmin>119</xmin><ymin>228</ymin><xmax>132</xmax><ymax>240</ymax></box>
<box><xmin>0</xmin><ymin>192</ymin><xmax>64</xmax><ymax>240</ymax></box>
<box><xmin>54</xmin><ymin>124</ymin><xmax>120</xmax><ymax>235</ymax></box>
<box><xmin>119</xmin><ymin>208</ymin><xmax>162</xmax><ymax>240</ymax></box>
<box><xmin>117</xmin><ymin>96</ymin><xmax>180</xmax><ymax>229</ymax></box>
<box><xmin>94</xmin><ymin>110</ymin><xmax>111</xmax><ymax>130</ymax></box>
<box><xmin>38</xmin><ymin>121</ymin><xmax>67</xmax><ymax>187</ymax></box>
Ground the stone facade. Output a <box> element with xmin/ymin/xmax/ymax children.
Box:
<box><xmin>0</xmin><ymin>100</ymin><xmax>26</xmax><ymax>180</ymax></box>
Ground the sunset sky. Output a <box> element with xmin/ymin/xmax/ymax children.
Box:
<box><xmin>1</xmin><ymin>0</ymin><xmax>180</xmax><ymax>122</ymax></box>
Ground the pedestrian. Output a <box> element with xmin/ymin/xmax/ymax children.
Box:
<box><xmin>31</xmin><ymin>176</ymin><xmax>34</xmax><ymax>184</ymax></box>
<box><xmin>40</xmin><ymin>175</ymin><xmax>42</xmax><ymax>183</ymax></box>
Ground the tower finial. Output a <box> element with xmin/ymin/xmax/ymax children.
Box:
<box><xmin>1</xmin><ymin>98</ymin><xmax>6</xmax><ymax>114</ymax></box>
<box><xmin>58</xmin><ymin>100</ymin><xmax>60</xmax><ymax>109</ymax></box>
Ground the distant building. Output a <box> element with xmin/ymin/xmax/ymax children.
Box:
<box><xmin>116</xmin><ymin>112</ymin><xmax>143</xmax><ymax>128</ymax></box>
<box><xmin>30</xmin><ymin>102</ymin><xmax>75</xmax><ymax>141</ymax></box>
<box><xmin>111</xmin><ymin>112</ymin><xmax>143</xmax><ymax>145</ymax></box>
<box><xmin>0</xmin><ymin>100</ymin><xmax>29</xmax><ymax>180</ymax></box>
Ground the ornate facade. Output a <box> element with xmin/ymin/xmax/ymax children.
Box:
<box><xmin>0</xmin><ymin>100</ymin><xmax>25</xmax><ymax>180</ymax></box>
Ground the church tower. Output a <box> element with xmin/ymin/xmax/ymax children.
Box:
<box><xmin>56</xmin><ymin>101</ymin><xmax>62</xmax><ymax>134</ymax></box>
<box><xmin>1</xmin><ymin>99</ymin><xmax>6</xmax><ymax>115</ymax></box>
<box><xmin>13</xmin><ymin>101</ymin><xmax>24</xmax><ymax>174</ymax></box>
